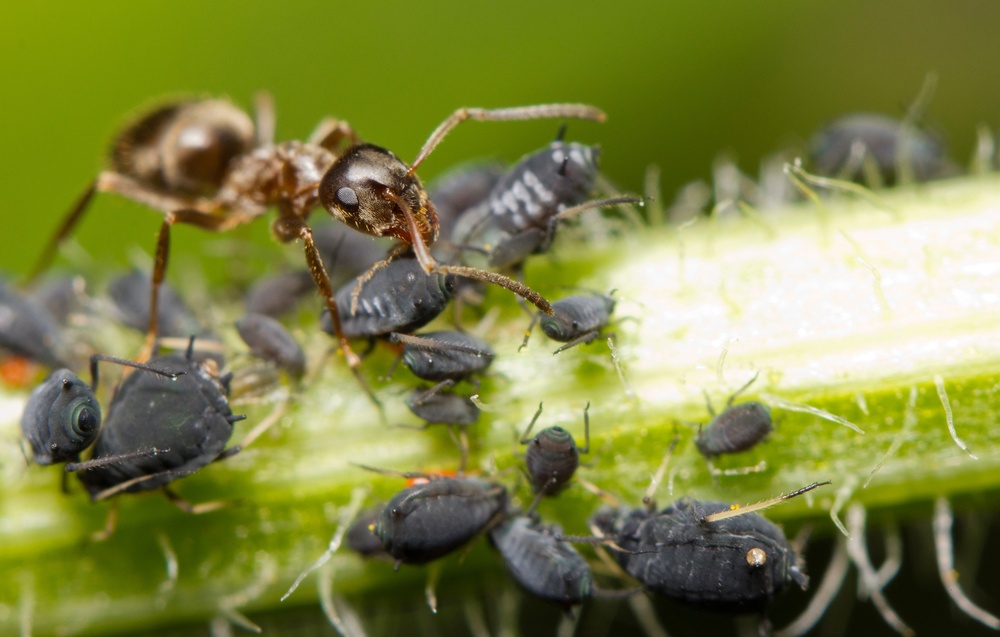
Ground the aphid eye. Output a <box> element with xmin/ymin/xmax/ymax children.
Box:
<box><xmin>336</xmin><ymin>187</ymin><xmax>360</xmax><ymax>212</ymax></box>
<box><xmin>746</xmin><ymin>547</ymin><xmax>767</xmax><ymax>568</ymax></box>
<box><xmin>69</xmin><ymin>399</ymin><xmax>99</xmax><ymax>437</ymax></box>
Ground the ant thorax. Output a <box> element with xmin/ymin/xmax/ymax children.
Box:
<box><xmin>218</xmin><ymin>141</ymin><xmax>337</xmax><ymax>223</ymax></box>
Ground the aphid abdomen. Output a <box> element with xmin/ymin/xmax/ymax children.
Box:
<box><xmin>375</xmin><ymin>478</ymin><xmax>507</xmax><ymax>564</ymax></box>
<box><xmin>525</xmin><ymin>426</ymin><xmax>580</xmax><ymax>493</ymax></box>
<box><xmin>619</xmin><ymin>500</ymin><xmax>802</xmax><ymax>613</ymax></box>
<box><xmin>489</xmin><ymin>517</ymin><xmax>593</xmax><ymax>608</ymax></box>
<box><xmin>489</xmin><ymin>142</ymin><xmax>599</xmax><ymax>234</ymax></box>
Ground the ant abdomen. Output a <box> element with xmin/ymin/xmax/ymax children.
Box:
<box><xmin>112</xmin><ymin>99</ymin><xmax>255</xmax><ymax>197</ymax></box>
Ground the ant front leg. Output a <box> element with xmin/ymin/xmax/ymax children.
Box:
<box><xmin>383</xmin><ymin>190</ymin><xmax>554</xmax><ymax>315</ymax></box>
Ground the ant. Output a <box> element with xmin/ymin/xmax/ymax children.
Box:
<box><xmin>30</xmin><ymin>95</ymin><xmax>605</xmax><ymax>369</ymax></box>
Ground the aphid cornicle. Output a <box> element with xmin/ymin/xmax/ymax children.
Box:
<box><xmin>489</xmin><ymin>515</ymin><xmax>593</xmax><ymax>612</ymax></box>
<box><xmin>521</xmin><ymin>293</ymin><xmax>616</xmax><ymax>354</ymax></box>
<box><xmin>520</xmin><ymin>402</ymin><xmax>590</xmax><ymax>494</ymax></box>
<box><xmin>373</xmin><ymin>476</ymin><xmax>507</xmax><ymax>566</ymax></box>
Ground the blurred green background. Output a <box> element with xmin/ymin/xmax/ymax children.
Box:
<box><xmin>4</xmin><ymin>0</ymin><xmax>1000</xmax><ymax>278</ymax></box>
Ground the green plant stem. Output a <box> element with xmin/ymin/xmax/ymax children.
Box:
<box><xmin>2</xmin><ymin>176</ymin><xmax>1000</xmax><ymax>636</ymax></box>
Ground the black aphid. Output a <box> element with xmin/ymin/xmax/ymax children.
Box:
<box><xmin>235</xmin><ymin>312</ymin><xmax>306</xmax><ymax>380</ymax></box>
<box><xmin>373</xmin><ymin>476</ymin><xmax>507</xmax><ymax>567</ymax></box>
<box><xmin>489</xmin><ymin>515</ymin><xmax>593</xmax><ymax>612</ymax></box>
<box><xmin>808</xmin><ymin>113</ymin><xmax>956</xmax><ymax>185</ymax></box>
<box><xmin>456</xmin><ymin>138</ymin><xmax>639</xmax><ymax>270</ymax></box>
<box><xmin>520</xmin><ymin>402</ymin><xmax>590</xmax><ymax>494</ymax></box>
<box><xmin>391</xmin><ymin>330</ymin><xmax>494</xmax><ymax>383</ymax></box>
<box><xmin>0</xmin><ymin>279</ymin><xmax>72</xmax><ymax>368</ymax></box>
<box><xmin>696</xmin><ymin>374</ymin><xmax>773</xmax><ymax>458</ymax></box>
<box><xmin>521</xmin><ymin>293</ymin><xmax>616</xmax><ymax>354</ymax></box>
<box><xmin>591</xmin><ymin>472</ymin><xmax>827</xmax><ymax>621</ymax></box>
<box><xmin>405</xmin><ymin>388</ymin><xmax>481</xmax><ymax>427</ymax></box>
<box><xmin>21</xmin><ymin>370</ymin><xmax>100</xmax><ymax>465</ymax></box>
<box><xmin>70</xmin><ymin>341</ymin><xmax>245</xmax><ymax>503</ymax></box>
<box><xmin>320</xmin><ymin>257</ymin><xmax>455</xmax><ymax>340</ymax></box>
<box><xmin>107</xmin><ymin>270</ymin><xmax>205</xmax><ymax>339</ymax></box>
<box><xmin>20</xmin><ymin>354</ymin><xmax>181</xmax><ymax>466</ymax></box>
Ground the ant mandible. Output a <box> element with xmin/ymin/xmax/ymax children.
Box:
<box><xmin>29</xmin><ymin>96</ymin><xmax>604</xmax><ymax>368</ymax></box>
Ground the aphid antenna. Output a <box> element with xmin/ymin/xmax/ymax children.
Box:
<box><xmin>724</xmin><ymin>370</ymin><xmax>761</xmax><ymax>408</ymax></box>
<box><xmin>517</xmin><ymin>314</ymin><xmax>542</xmax><ymax>352</ymax></box>
<box><xmin>89</xmin><ymin>353</ymin><xmax>185</xmax><ymax>392</ymax></box>
<box><xmin>65</xmin><ymin>448</ymin><xmax>168</xmax><ymax>472</ymax></box>
<box><xmin>642</xmin><ymin>433</ymin><xmax>681</xmax><ymax>509</ymax></box>
<box><xmin>388</xmin><ymin>332</ymin><xmax>494</xmax><ymax>358</ymax></box>
<box><xmin>518</xmin><ymin>402</ymin><xmax>545</xmax><ymax>444</ymax></box>
<box><xmin>550</xmin><ymin>195</ymin><xmax>646</xmax><ymax>225</ymax></box>
<box><xmin>411</xmin><ymin>380</ymin><xmax>457</xmax><ymax>405</ymax></box>
<box><xmin>701</xmin><ymin>481</ymin><xmax>831</xmax><ymax>524</ymax></box>
<box><xmin>281</xmin><ymin>487</ymin><xmax>367</xmax><ymax>602</ymax></box>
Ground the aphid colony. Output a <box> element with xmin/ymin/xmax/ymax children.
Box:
<box><xmin>12</xmin><ymin>90</ymin><xmax>976</xmax><ymax>636</ymax></box>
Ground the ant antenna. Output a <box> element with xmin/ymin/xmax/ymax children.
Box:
<box><xmin>702</xmin><ymin>481</ymin><xmax>831</xmax><ymax>524</ymax></box>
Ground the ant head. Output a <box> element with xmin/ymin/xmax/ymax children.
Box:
<box><xmin>319</xmin><ymin>144</ymin><xmax>439</xmax><ymax>246</ymax></box>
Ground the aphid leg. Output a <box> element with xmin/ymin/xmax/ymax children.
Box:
<box><xmin>933</xmin><ymin>497</ymin><xmax>1000</xmax><ymax>629</ymax></box>
<box><xmin>628</xmin><ymin>595</ymin><xmax>671</xmax><ymax>637</ymax></box>
<box><xmin>411</xmin><ymin>380</ymin><xmax>457</xmax><ymax>406</ymax></box>
<box><xmin>91</xmin><ymin>500</ymin><xmax>120</xmax><ymax>542</ymax></box>
<box><xmin>425</xmin><ymin>562</ymin><xmax>443</xmax><ymax>614</ymax></box>
<box><xmin>253</xmin><ymin>91</ymin><xmax>275</xmax><ymax>147</ymax></box>
<box><xmin>575</xmin><ymin>476</ymin><xmax>620</xmax><ymax>506</ymax></box>
<box><xmin>551</xmin><ymin>330</ymin><xmax>600</xmax><ymax>354</ymax></box>
<box><xmin>579</xmin><ymin>402</ymin><xmax>591</xmax><ymax>454</ymax></box>
<box><xmin>282</xmin><ymin>487</ymin><xmax>366</xmax><ymax>602</ymax></box>
<box><xmin>25</xmin><ymin>180</ymin><xmax>98</xmax><ymax>285</ymax></box>
<box><xmin>163</xmin><ymin>487</ymin><xmax>227</xmax><ymax>515</ymax></box>
<box><xmin>409</xmin><ymin>104</ymin><xmax>607</xmax><ymax>173</ymax></box>
<box><xmin>518</xmin><ymin>402</ymin><xmax>545</xmax><ymax>443</ymax></box>
<box><xmin>725</xmin><ymin>370</ymin><xmax>761</xmax><ymax>408</ymax></box>
<box><xmin>845</xmin><ymin>503</ymin><xmax>914</xmax><ymax>637</ymax></box>
<box><xmin>556</xmin><ymin>611</ymin><xmax>581</xmax><ymax>636</ymax></box>
<box><xmin>234</xmin><ymin>396</ymin><xmax>291</xmax><ymax>450</ymax></box>
<box><xmin>443</xmin><ymin>425</ymin><xmax>470</xmax><ymax>475</ymax></box>
<box><xmin>518</xmin><ymin>313</ymin><xmax>541</xmax><ymax>352</ymax></box>
<box><xmin>382</xmin><ymin>189</ymin><xmax>554</xmax><ymax>314</ymax></box>
<box><xmin>463</xmin><ymin>598</ymin><xmax>490</xmax><ymax>637</ymax></box>
<box><xmin>774</xmin><ymin>537</ymin><xmax>851</xmax><ymax>637</ymax></box>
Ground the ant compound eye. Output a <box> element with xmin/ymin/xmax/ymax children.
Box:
<box><xmin>69</xmin><ymin>398</ymin><xmax>100</xmax><ymax>437</ymax></box>
<box><xmin>336</xmin><ymin>187</ymin><xmax>360</xmax><ymax>212</ymax></box>
<box><xmin>746</xmin><ymin>547</ymin><xmax>767</xmax><ymax>568</ymax></box>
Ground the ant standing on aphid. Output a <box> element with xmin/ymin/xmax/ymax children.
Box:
<box><xmin>31</xmin><ymin>96</ymin><xmax>606</xmax><ymax>371</ymax></box>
